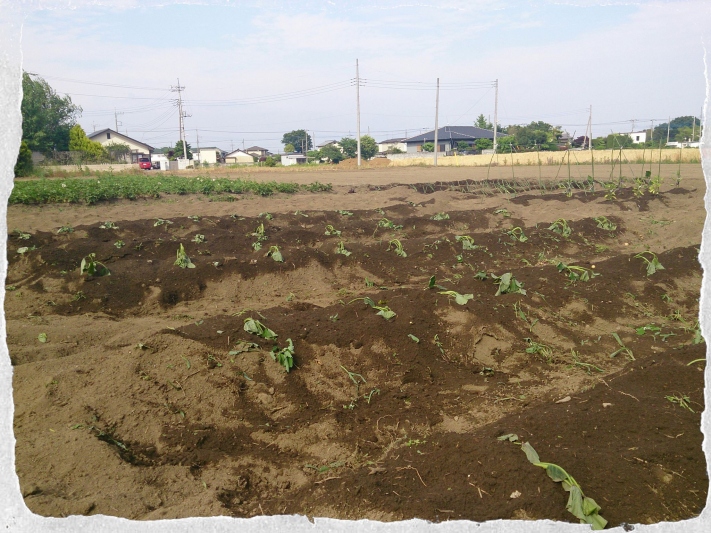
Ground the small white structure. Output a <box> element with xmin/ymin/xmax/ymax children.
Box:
<box><xmin>281</xmin><ymin>153</ymin><xmax>307</xmax><ymax>166</ymax></box>
<box><xmin>88</xmin><ymin>128</ymin><xmax>154</xmax><ymax>162</ymax></box>
<box><xmin>616</xmin><ymin>131</ymin><xmax>647</xmax><ymax>144</ymax></box>
<box><xmin>195</xmin><ymin>147</ymin><xmax>224</xmax><ymax>165</ymax></box>
<box><xmin>378</xmin><ymin>137</ymin><xmax>407</xmax><ymax>153</ymax></box>
<box><xmin>224</xmin><ymin>149</ymin><xmax>254</xmax><ymax>165</ymax></box>
<box><xmin>151</xmin><ymin>153</ymin><xmax>169</xmax><ymax>170</ymax></box>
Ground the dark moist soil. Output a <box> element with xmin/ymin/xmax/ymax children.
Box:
<box><xmin>7</xmin><ymin>187</ymin><xmax>707</xmax><ymax>525</ymax></box>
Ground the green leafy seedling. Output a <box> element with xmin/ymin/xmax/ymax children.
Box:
<box><xmin>408</xmin><ymin>334</ymin><xmax>420</xmax><ymax>343</ymax></box>
<box><xmin>336</xmin><ymin>210</ymin><xmax>353</xmax><ymax>216</ymax></box>
<box><xmin>635</xmin><ymin>251</ymin><xmax>664</xmax><ymax>276</ymax></box>
<box><xmin>271</xmin><ymin>339</ymin><xmax>295</xmax><ymax>372</ymax></box>
<box><xmin>494</xmin><ymin>208</ymin><xmax>511</xmax><ymax>217</ymax></box>
<box><xmin>325</xmin><ymin>225</ymin><xmax>342</xmax><ymax>237</ymax></box>
<box><xmin>455</xmin><ymin>235</ymin><xmax>477</xmax><ymax>250</ymax></box>
<box><xmin>258</xmin><ymin>212</ymin><xmax>273</xmax><ymax>220</ymax></box>
<box><xmin>244</xmin><ymin>318</ymin><xmax>277</xmax><ymax>340</ymax></box>
<box><xmin>610</xmin><ymin>332</ymin><xmax>634</xmax><ymax>360</ymax></box>
<box><xmin>174</xmin><ymin>244</ymin><xmax>195</xmax><ymax>269</ymax></box>
<box><xmin>439</xmin><ymin>290</ymin><xmax>474</xmax><ymax>305</ymax></box>
<box><xmin>114</xmin><ymin>240</ymin><xmax>125</xmax><ymax>248</ymax></box>
<box><xmin>506</xmin><ymin>227</ymin><xmax>528</xmax><ymax>242</ymax></box>
<box><xmin>377</xmin><ymin>218</ymin><xmax>403</xmax><ymax>230</ymax></box>
<box><xmin>266</xmin><ymin>245</ymin><xmax>283</xmax><ymax>262</ymax></box>
<box><xmin>387</xmin><ymin>239</ymin><xmax>407</xmax><ymax>257</ymax></box>
<box><xmin>99</xmin><ymin>221</ymin><xmax>118</xmax><ymax>229</ymax></box>
<box><xmin>427</xmin><ymin>275</ymin><xmax>447</xmax><ymax>290</ymax></box>
<box><xmin>336</xmin><ymin>241</ymin><xmax>352</xmax><ymax>256</ymax></box>
<box><xmin>154</xmin><ymin>218</ymin><xmax>173</xmax><ymax>227</ymax></box>
<box><xmin>430</xmin><ymin>212</ymin><xmax>450</xmax><ymax>221</ymax></box>
<box><xmin>192</xmin><ymin>234</ymin><xmax>205</xmax><ymax>244</ymax></box>
<box><xmin>80</xmin><ymin>253</ymin><xmax>110</xmax><ymax>277</ymax></box>
<box><xmin>556</xmin><ymin>262</ymin><xmax>598</xmax><ymax>282</ymax></box>
<box><xmin>492</xmin><ymin>272</ymin><xmax>526</xmax><ymax>296</ymax></box>
<box><xmin>594</xmin><ymin>216</ymin><xmax>616</xmax><ymax>231</ymax></box>
<box><xmin>57</xmin><ymin>226</ymin><xmax>74</xmax><ymax>234</ymax></box>
<box><xmin>519</xmin><ymin>441</ymin><xmax>607</xmax><ymax>530</ymax></box>
<box><xmin>548</xmin><ymin>218</ymin><xmax>571</xmax><ymax>237</ymax></box>
<box><xmin>665</xmin><ymin>393</ymin><xmax>694</xmax><ymax>413</ymax></box>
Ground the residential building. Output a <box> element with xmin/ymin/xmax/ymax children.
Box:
<box><xmin>87</xmin><ymin>128</ymin><xmax>154</xmax><ymax>163</ymax></box>
<box><xmin>403</xmin><ymin>126</ymin><xmax>503</xmax><ymax>153</ymax></box>
<box><xmin>195</xmin><ymin>147</ymin><xmax>225</xmax><ymax>165</ymax></box>
<box><xmin>377</xmin><ymin>137</ymin><xmax>407</xmax><ymax>153</ymax></box>
<box><xmin>316</xmin><ymin>140</ymin><xmax>338</xmax><ymax>150</ymax></box>
<box><xmin>614</xmin><ymin>131</ymin><xmax>647</xmax><ymax>144</ymax></box>
<box><xmin>281</xmin><ymin>153</ymin><xmax>307</xmax><ymax>166</ymax></box>
<box><xmin>224</xmin><ymin>149</ymin><xmax>254</xmax><ymax>165</ymax></box>
<box><xmin>244</xmin><ymin>146</ymin><xmax>270</xmax><ymax>157</ymax></box>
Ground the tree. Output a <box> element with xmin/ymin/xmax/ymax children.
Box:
<box><xmin>321</xmin><ymin>144</ymin><xmax>344</xmax><ymax>164</ymax></box>
<box><xmin>284</xmin><ymin>143</ymin><xmax>295</xmax><ymax>153</ymax></box>
<box><xmin>339</xmin><ymin>137</ymin><xmax>358</xmax><ymax>159</ymax></box>
<box><xmin>14</xmin><ymin>140</ymin><xmax>33</xmax><ymax>177</ymax></box>
<box><xmin>69</xmin><ymin>125</ymin><xmax>106</xmax><ymax>161</ymax></box>
<box><xmin>360</xmin><ymin>135</ymin><xmax>378</xmax><ymax>159</ymax></box>
<box><xmin>21</xmin><ymin>72</ymin><xmax>82</xmax><ymax>152</ymax></box>
<box><xmin>281</xmin><ymin>130</ymin><xmax>312</xmax><ymax>153</ymax></box>
<box><xmin>474</xmin><ymin>114</ymin><xmax>493</xmax><ymax>130</ymax></box>
<box><xmin>174</xmin><ymin>140</ymin><xmax>192</xmax><ymax>159</ymax></box>
<box><xmin>605</xmin><ymin>134</ymin><xmax>633</xmax><ymax>149</ymax></box>
<box><xmin>496</xmin><ymin>135</ymin><xmax>515</xmax><ymax>153</ymax></box>
<box><xmin>475</xmin><ymin>138</ymin><xmax>493</xmax><ymax>151</ymax></box>
<box><xmin>422</xmin><ymin>142</ymin><xmax>434</xmax><ymax>152</ymax></box>
<box><xmin>104</xmin><ymin>142</ymin><xmax>131</xmax><ymax>162</ymax></box>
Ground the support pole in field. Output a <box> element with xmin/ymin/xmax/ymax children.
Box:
<box><xmin>356</xmin><ymin>59</ymin><xmax>361</xmax><ymax>168</ymax></box>
<box><xmin>492</xmin><ymin>79</ymin><xmax>499</xmax><ymax>153</ymax></box>
<box><xmin>586</xmin><ymin>105</ymin><xmax>592</xmax><ymax>151</ymax></box>
<box><xmin>692</xmin><ymin>114</ymin><xmax>696</xmax><ymax>142</ymax></box>
<box><xmin>434</xmin><ymin>77</ymin><xmax>440</xmax><ymax>167</ymax></box>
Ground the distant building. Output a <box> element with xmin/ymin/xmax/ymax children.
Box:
<box><xmin>403</xmin><ymin>126</ymin><xmax>504</xmax><ymax>153</ymax></box>
<box><xmin>224</xmin><ymin>149</ymin><xmax>254</xmax><ymax>165</ymax></box>
<box><xmin>281</xmin><ymin>153</ymin><xmax>307</xmax><ymax>166</ymax></box>
<box><xmin>613</xmin><ymin>131</ymin><xmax>647</xmax><ymax>144</ymax></box>
<box><xmin>194</xmin><ymin>147</ymin><xmax>225</xmax><ymax>165</ymax></box>
<box><xmin>88</xmin><ymin>128</ymin><xmax>154</xmax><ymax>163</ymax></box>
<box><xmin>245</xmin><ymin>146</ymin><xmax>270</xmax><ymax>157</ymax></box>
<box><xmin>377</xmin><ymin>137</ymin><xmax>407</xmax><ymax>153</ymax></box>
<box><xmin>316</xmin><ymin>140</ymin><xmax>338</xmax><ymax>150</ymax></box>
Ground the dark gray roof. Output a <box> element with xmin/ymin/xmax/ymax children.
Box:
<box><xmin>379</xmin><ymin>137</ymin><xmax>407</xmax><ymax>144</ymax></box>
<box><xmin>245</xmin><ymin>145</ymin><xmax>268</xmax><ymax>151</ymax></box>
<box><xmin>88</xmin><ymin>128</ymin><xmax>155</xmax><ymax>151</ymax></box>
<box><xmin>404</xmin><ymin>126</ymin><xmax>504</xmax><ymax>143</ymax></box>
<box><xmin>316</xmin><ymin>140</ymin><xmax>337</xmax><ymax>147</ymax></box>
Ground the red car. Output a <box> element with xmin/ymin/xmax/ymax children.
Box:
<box><xmin>139</xmin><ymin>157</ymin><xmax>152</xmax><ymax>170</ymax></box>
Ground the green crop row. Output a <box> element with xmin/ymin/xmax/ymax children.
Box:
<box><xmin>9</xmin><ymin>175</ymin><xmax>332</xmax><ymax>205</ymax></box>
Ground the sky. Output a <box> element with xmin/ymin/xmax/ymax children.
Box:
<box><xmin>17</xmin><ymin>0</ymin><xmax>711</xmax><ymax>153</ymax></box>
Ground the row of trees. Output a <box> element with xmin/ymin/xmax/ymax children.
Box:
<box><xmin>281</xmin><ymin>129</ymin><xmax>379</xmax><ymax>164</ymax></box>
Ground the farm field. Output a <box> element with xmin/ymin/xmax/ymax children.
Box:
<box><xmin>6</xmin><ymin>166</ymin><xmax>708</xmax><ymax>527</ymax></box>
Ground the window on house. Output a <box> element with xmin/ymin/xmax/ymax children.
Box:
<box><xmin>416</xmin><ymin>145</ymin><xmax>422</xmax><ymax>152</ymax></box>
<box><xmin>107</xmin><ymin>132</ymin><xmax>111</xmax><ymax>139</ymax></box>
<box><xmin>439</xmin><ymin>144</ymin><xmax>445</xmax><ymax>152</ymax></box>
<box><xmin>635</xmin><ymin>136</ymin><xmax>640</xmax><ymax>141</ymax></box>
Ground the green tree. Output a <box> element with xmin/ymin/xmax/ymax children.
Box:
<box><xmin>174</xmin><ymin>140</ymin><xmax>193</xmax><ymax>159</ymax></box>
<box><xmin>360</xmin><ymin>135</ymin><xmax>378</xmax><ymax>159</ymax></box>
<box><xmin>104</xmin><ymin>142</ymin><xmax>131</xmax><ymax>162</ymax></box>
<box><xmin>69</xmin><ymin>125</ymin><xmax>106</xmax><ymax>161</ymax></box>
<box><xmin>14</xmin><ymin>140</ymin><xmax>33</xmax><ymax>177</ymax></box>
<box><xmin>339</xmin><ymin>137</ymin><xmax>358</xmax><ymax>158</ymax></box>
<box><xmin>474</xmin><ymin>114</ymin><xmax>493</xmax><ymax>130</ymax></box>
<box><xmin>321</xmin><ymin>144</ymin><xmax>344</xmax><ymax>163</ymax></box>
<box><xmin>675</xmin><ymin>126</ymin><xmax>695</xmax><ymax>142</ymax></box>
<box><xmin>422</xmin><ymin>142</ymin><xmax>434</xmax><ymax>152</ymax></box>
<box><xmin>21</xmin><ymin>72</ymin><xmax>82</xmax><ymax>152</ymax></box>
<box><xmin>457</xmin><ymin>141</ymin><xmax>471</xmax><ymax>152</ymax></box>
<box><xmin>653</xmin><ymin>116</ymin><xmax>701</xmax><ymax>143</ymax></box>
<box><xmin>475</xmin><ymin>138</ymin><xmax>493</xmax><ymax>151</ymax></box>
<box><xmin>605</xmin><ymin>134</ymin><xmax>633</xmax><ymax>149</ymax></box>
<box><xmin>496</xmin><ymin>135</ymin><xmax>516</xmax><ymax>153</ymax></box>
<box><xmin>281</xmin><ymin>130</ymin><xmax>312</xmax><ymax>153</ymax></box>
<box><xmin>284</xmin><ymin>143</ymin><xmax>295</xmax><ymax>153</ymax></box>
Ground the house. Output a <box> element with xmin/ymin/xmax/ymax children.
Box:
<box><xmin>614</xmin><ymin>131</ymin><xmax>647</xmax><ymax>144</ymax></box>
<box><xmin>194</xmin><ymin>147</ymin><xmax>225</xmax><ymax>165</ymax></box>
<box><xmin>316</xmin><ymin>140</ymin><xmax>338</xmax><ymax>150</ymax></box>
<box><xmin>281</xmin><ymin>153</ymin><xmax>307</xmax><ymax>166</ymax></box>
<box><xmin>224</xmin><ymin>149</ymin><xmax>254</xmax><ymax>165</ymax></box>
<box><xmin>377</xmin><ymin>137</ymin><xmax>407</xmax><ymax>153</ymax></box>
<box><xmin>244</xmin><ymin>146</ymin><xmax>270</xmax><ymax>157</ymax></box>
<box><xmin>403</xmin><ymin>126</ymin><xmax>504</xmax><ymax>153</ymax></box>
<box><xmin>87</xmin><ymin>128</ymin><xmax>154</xmax><ymax>163</ymax></box>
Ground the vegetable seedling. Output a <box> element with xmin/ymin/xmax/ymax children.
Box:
<box><xmin>114</xmin><ymin>240</ymin><xmax>125</xmax><ymax>248</ymax></box>
<box><xmin>506</xmin><ymin>227</ymin><xmax>528</xmax><ymax>242</ymax></box>
<box><xmin>348</xmin><ymin>297</ymin><xmax>396</xmax><ymax>320</ymax></box>
<box><xmin>427</xmin><ymin>275</ymin><xmax>447</xmax><ymax>290</ymax></box>
<box><xmin>154</xmin><ymin>218</ymin><xmax>173</xmax><ymax>227</ymax></box>
<box><xmin>492</xmin><ymin>272</ymin><xmax>526</xmax><ymax>296</ymax></box>
<box><xmin>430</xmin><ymin>212</ymin><xmax>450</xmax><ymax>221</ymax></box>
<box><xmin>594</xmin><ymin>216</ymin><xmax>616</xmax><ymax>231</ymax></box>
<box><xmin>377</xmin><ymin>218</ymin><xmax>403</xmax><ymax>230</ymax></box>
<box><xmin>336</xmin><ymin>241</ymin><xmax>352</xmax><ymax>256</ymax></box>
<box><xmin>258</xmin><ymin>212</ymin><xmax>273</xmax><ymax>220</ymax></box>
<box><xmin>407</xmin><ymin>334</ymin><xmax>420</xmax><ymax>343</ymax></box>
<box><xmin>174</xmin><ymin>244</ymin><xmax>195</xmax><ymax>269</ymax></box>
<box><xmin>634</xmin><ymin>251</ymin><xmax>664</xmax><ymax>276</ymax></box>
<box><xmin>80</xmin><ymin>253</ymin><xmax>110</xmax><ymax>277</ymax></box>
<box><xmin>387</xmin><ymin>239</ymin><xmax>407</xmax><ymax>257</ymax></box>
<box><xmin>439</xmin><ymin>290</ymin><xmax>474</xmax><ymax>305</ymax></box>
<box><xmin>610</xmin><ymin>332</ymin><xmax>634</xmax><ymax>360</ymax></box>
<box><xmin>556</xmin><ymin>262</ymin><xmax>598</xmax><ymax>282</ymax></box>
<box><xmin>57</xmin><ymin>225</ymin><xmax>74</xmax><ymax>234</ymax></box>
<box><xmin>271</xmin><ymin>339</ymin><xmax>295</xmax><ymax>372</ymax></box>
<box><xmin>494</xmin><ymin>208</ymin><xmax>511</xmax><ymax>217</ymax></box>
<box><xmin>192</xmin><ymin>234</ymin><xmax>205</xmax><ymax>243</ymax></box>
<box><xmin>13</xmin><ymin>230</ymin><xmax>30</xmax><ymax>240</ymax></box>
<box><xmin>266</xmin><ymin>245</ymin><xmax>283</xmax><ymax>262</ymax></box>
<box><xmin>243</xmin><ymin>318</ymin><xmax>277</xmax><ymax>340</ymax></box>
<box><xmin>336</xmin><ymin>210</ymin><xmax>353</xmax><ymax>216</ymax></box>
<box><xmin>665</xmin><ymin>393</ymin><xmax>694</xmax><ymax>413</ymax></box>
<box><xmin>99</xmin><ymin>221</ymin><xmax>118</xmax><ymax>229</ymax></box>
<box><xmin>455</xmin><ymin>235</ymin><xmax>477</xmax><ymax>250</ymax></box>
<box><xmin>548</xmin><ymin>219</ymin><xmax>571</xmax><ymax>237</ymax></box>
<box><xmin>325</xmin><ymin>225</ymin><xmax>342</xmax><ymax>237</ymax></box>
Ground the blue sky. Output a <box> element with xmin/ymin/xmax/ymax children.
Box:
<box><xmin>19</xmin><ymin>0</ymin><xmax>710</xmax><ymax>151</ymax></box>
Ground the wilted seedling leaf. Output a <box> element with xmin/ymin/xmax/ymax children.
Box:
<box><xmin>325</xmin><ymin>225</ymin><xmax>342</xmax><ymax>237</ymax></box>
<box><xmin>634</xmin><ymin>251</ymin><xmax>664</xmax><ymax>276</ymax></box>
<box><xmin>497</xmin><ymin>433</ymin><xmax>519</xmax><ymax>442</ymax></box>
<box><xmin>192</xmin><ymin>234</ymin><xmax>205</xmax><ymax>244</ymax></box>
<box><xmin>548</xmin><ymin>218</ymin><xmax>571</xmax><ymax>237</ymax></box>
<box><xmin>492</xmin><ymin>272</ymin><xmax>526</xmax><ymax>296</ymax></box>
<box><xmin>408</xmin><ymin>334</ymin><xmax>420</xmax><ymax>343</ymax></box>
<box><xmin>244</xmin><ymin>318</ymin><xmax>277</xmax><ymax>340</ymax></box>
<box><xmin>154</xmin><ymin>218</ymin><xmax>173</xmax><ymax>227</ymax></box>
<box><xmin>431</xmin><ymin>212</ymin><xmax>450</xmax><ymax>221</ymax></box>
<box><xmin>387</xmin><ymin>239</ymin><xmax>407</xmax><ymax>257</ymax></box>
<box><xmin>427</xmin><ymin>275</ymin><xmax>447</xmax><ymax>290</ymax></box>
<box><xmin>377</xmin><ymin>218</ymin><xmax>403</xmax><ymax>230</ymax></box>
<box><xmin>258</xmin><ymin>212</ymin><xmax>273</xmax><ymax>220</ymax></box>
<box><xmin>336</xmin><ymin>210</ymin><xmax>353</xmax><ymax>216</ymax></box>
<box><xmin>455</xmin><ymin>235</ymin><xmax>477</xmax><ymax>250</ymax></box>
<box><xmin>506</xmin><ymin>227</ymin><xmax>528</xmax><ymax>242</ymax></box>
<box><xmin>439</xmin><ymin>290</ymin><xmax>474</xmax><ymax>305</ymax></box>
<box><xmin>494</xmin><ymin>208</ymin><xmax>511</xmax><ymax>217</ymax></box>
<box><xmin>594</xmin><ymin>216</ymin><xmax>617</xmax><ymax>231</ymax></box>
<box><xmin>336</xmin><ymin>241</ymin><xmax>352</xmax><ymax>256</ymax></box>
<box><xmin>174</xmin><ymin>244</ymin><xmax>196</xmax><ymax>269</ymax></box>
<box><xmin>38</xmin><ymin>333</ymin><xmax>47</xmax><ymax>343</ymax></box>
<box><xmin>266</xmin><ymin>245</ymin><xmax>283</xmax><ymax>262</ymax></box>
<box><xmin>271</xmin><ymin>338</ymin><xmax>295</xmax><ymax>372</ymax></box>
<box><xmin>99</xmin><ymin>221</ymin><xmax>118</xmax><ymax>229</ymax></box>
<box><xmin>57</xmin><ymin>225</ymin><xmax>74</xmax><ymax>234</ymax></box>
<box><xmin>80</xmin><ymin>253</ymin><xmax>111</xmax><ymax>277</ymax></box>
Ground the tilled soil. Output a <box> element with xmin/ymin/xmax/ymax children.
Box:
<box><xmin>6</xmin><ymin>178</ymin><xmax>708</xmax><ymax>526</ymax></box>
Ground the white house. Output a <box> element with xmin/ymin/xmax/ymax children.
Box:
<box><xmin>88</xmin><ymin>128</ymin><xmax>154</xmax><ymax>163</ymax></box>
<box><xmin>224</xmin><ymin>149</ymin><xmax>254</xmax><ymax>165</ymax></box>
<box><xmin>316</xmin><ymin>140</ymin><xmax>339</xmax><ymax>150</ymax></box>
<box><xmin>195</xmin><ymin>147</ymin><xmax>224</xmax><ymax>165</ymax></box>
<box><xmin>281</xmin><ymin>153</ymin><xmax>307</xmax><ymax>166</ymax></box>
<box><xmin>377</xmin><ymin>137</ymin><xmax>407</xmax><ymax>153</ymax></box>
<box><xmin>616</xmin><ymin>131</ymin><xmax>647</xmax><ymax>144</ymax></box>
<box><xmin>245</xmin><ymin>146</ymin><xmax>270</xmax><ymax>157</ymax></box>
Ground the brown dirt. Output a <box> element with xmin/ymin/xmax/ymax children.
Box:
<box><xmin>6</xmin><ymin>168</ymin><xmax>708</xmax><ymax>525</ymax></box>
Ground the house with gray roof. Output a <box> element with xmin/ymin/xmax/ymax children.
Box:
<box><xmin>403</xmin><ymin>126</ymin><xmax>505</xmax><ymax>153</ymax></box>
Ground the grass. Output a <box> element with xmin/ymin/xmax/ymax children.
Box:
<box><xmin>10</xmin><ymin>174</ymin><xmax>333</xmax><ymax>205</ymax></box>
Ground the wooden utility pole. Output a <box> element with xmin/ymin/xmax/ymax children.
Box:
<box><xmin>492</xmin><ymin>79</ymin><xmax>499</xmax><ymax>152</ymax></box>
<box><xmin>434</xmin><ymin>77</ymin><xmax>440</xmax><ymax>167</ymax></box>
<box><xmin>667</xmin><ymin>116</ymin><xmax>671</xmax><ymax>144</ymax></box>
<box><xmin>356</xmin><ymin>59</ymin><xmax>362</xmax><ymax>167</ymax></box>
<box><xmin>114</xmin><ymin>109</ymin><xmax>123</xmax><ymax>133</ymax></box>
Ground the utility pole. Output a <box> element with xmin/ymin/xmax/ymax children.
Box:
<box><xmin>92</xmin><ymin>121</ymin><xmax>97</xmax><ymax>133</ymax></box>
<box><xmin>588</xmin><ymin>105</ymin><xmax>592</xmax><ymax>151</ymax></box>
<box><xmin>114</xmin><ymin>108</ymin><xmax>123</xmax><ymax>132</ymax></box>
<box><xmin>304</xmin><ymin>131</ymin><xmax>308</xmax><ymax>154</ymax></box>
<box><xmin>171</xmin><ymin>78</ymin><xmax>189</xmax><ymax>159</ymax></box>
<box><xmin>692</xmin><ymin>115</ymin><xmax>696</xmax><ymax>142</ymax></box>
<box><xmin>433</xmin><ymin>77</ymin><xmax>440</xmax><ymax>167</ymax></box>
<box><xmin>356</xmin><ymin>58</ymin><xmax>362</xmax><ymax>167</ymax></box>
<box><xmin>667</xmin><ymin>116</ymin><xmax>671</xmax><ymax>144</ymax></box>
<box><xmin>650</xmin><ymin>120</ymin><xmax>654</xmax><ymax>144</ymax></box>
<box><xmin>492</xmin><ymin>79</ymin><xmax>499</xmax><ymax>153</ymax></box>
<box><xmin>196</xmin><ymin>129</ymin><xmax>200</xmax><ymax>164</ymax></box>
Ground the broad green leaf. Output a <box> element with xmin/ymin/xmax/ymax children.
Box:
<box><xmin>38</xmin><ymin>333</ymin><xmax>47</xmax><ymax>343</ymax></box>
<box><xmin>497</xmin><ymin>433</ymin><xmax>519</xmax><ymax>442</ymax></box>
<box><xmin>566</xmin><ymin>485</ymin><xmax>586</xmax><ymax>522</ymax></box>
<box><xmin>582</xmin><ymin>496</ymin><xmax>602</xmax><ymax>516</ymax></box>
<box><xmin>455</xmin><ymin>293</ymin><xmax>474</xmax><ymax>305</ymax></box>
<box><xmin>376</xmin><ymin>308</ymin><xmax>396</xmax><ymax>320</ymax></box>
<box><xmin>408</xmin><ymin>334</ymin><xmax>420</xmax><ymax>343</ymax></box>
<box><xmin>521</xmin><ymin>441</ymin><xmax>540</xmax><ymax>464</ymax></box>
<box><xmin>546</xmin><ymin>464</ymin><xmax>568</xmax><ymax>483</ymax></box>
<box><xmin>17</xmin><ymin>247</ymin><xmax>29</xmax><ymax>254</ymax></box>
